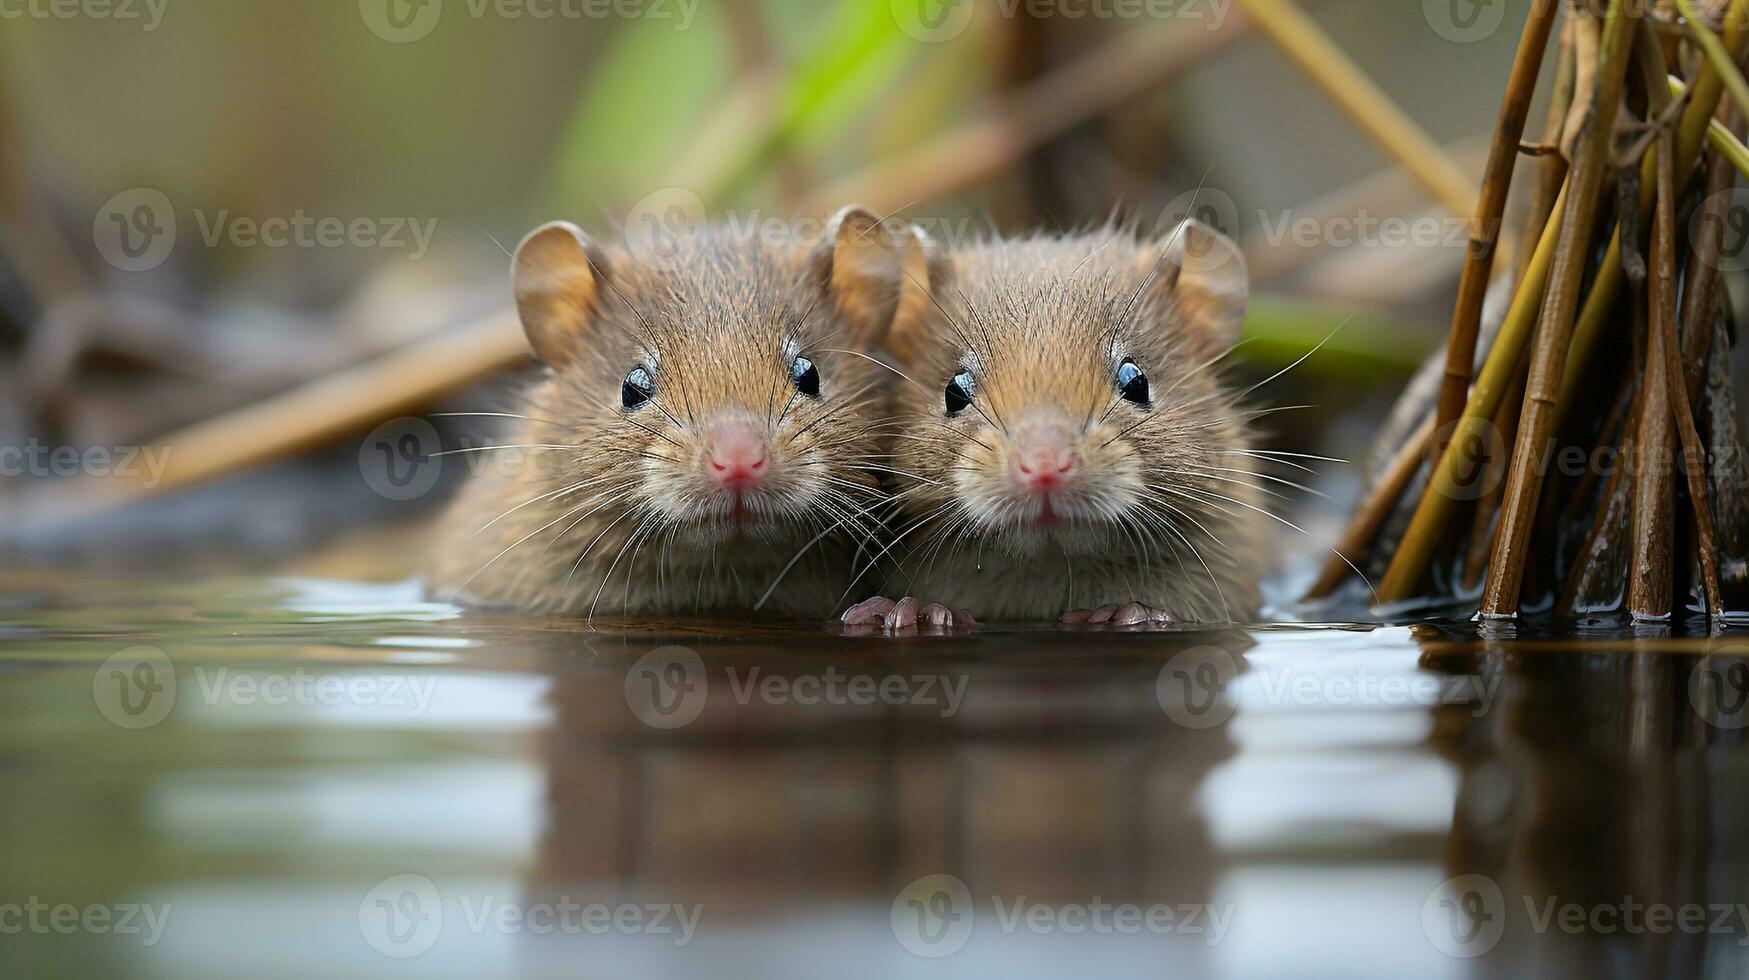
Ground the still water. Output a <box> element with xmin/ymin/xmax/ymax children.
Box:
<box><xmin>2</xmin><ymin>572</ymin><xmax>1747</xmax><ymax>978</ymax></box>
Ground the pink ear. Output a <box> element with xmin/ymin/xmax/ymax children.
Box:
<box><xmin>1159</xmin><ymin>219</ymin><xmax>1248</xmax><ymax>350</ymax></box>
<box><xmin>512</xmin><ymin>221</ymin><xmax>610</xmax><ymax>367</ymax></box>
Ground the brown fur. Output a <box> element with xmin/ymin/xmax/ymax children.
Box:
<box><xmin>426</xmin><ymin>213</ymin><xmax>900</xmax><ymax>617</ymax></box>
<box><xmin>872</xmin><ymin>221</ymin><xmax>1269</xmax><ymax>622</ymax></box>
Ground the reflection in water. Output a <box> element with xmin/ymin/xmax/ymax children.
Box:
<box><xmin>1424</xmin><ymin>625</ymin><xmax>1749</xmax><ymax>979</ymax></box>
<box><xmin>1</xmin><ymin>574</ymin><xmax>1748</xmax><ymax>977</ymax></box>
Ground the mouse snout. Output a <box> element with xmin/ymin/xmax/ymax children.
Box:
<box><xmin>1010</xmin><ymin>426</ymin><xmax>1081</xmax><ymax>493</ymax></box>
<box><xmin>706</xmin><ymin>420</ymin><xmax>769</xmax><ymax>491</ymax></box>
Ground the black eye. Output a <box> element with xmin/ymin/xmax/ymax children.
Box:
<box><xmin>945</xmin><ymin>368</ymin><xmax>975</xmax><ymax>416</ymax></box>
<box><xmin>1116</xmin><ymin>358</ymin><xmax>1149</xmax><ymax>405</ymax></box>
<box><xmin>622</xmin><ymin>365</ymin><xmax>654</xmax><ymax>410</ymax></box>
<box><xmin>790</xmin><ymin>355</ymin><xmax>820</xmax><ymax>398</ymax></box>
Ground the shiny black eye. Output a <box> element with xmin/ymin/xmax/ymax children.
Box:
<box><xmin>790</xmin><ymin>355</ymin><xmax>820</xmax><ymax>397</ymax></box>
<box><xmin>945</xmin><ymin>368</ymin><xmax>975</xmax><ymax>416</ymax></box>
<box><xmin>622</xmin><ymin>365</ymin><xmax>654</xmax><ymax>410</ymax></box>
<box><xmin>1116</xmin><ymin>358</ymin><xmax>1149</xmax><ymax>405</ymax></box>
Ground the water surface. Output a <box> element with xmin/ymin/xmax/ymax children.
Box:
<box><xmin>3</xmin><ymin>572</ymin><xmax>1747</xmax><ymax>978</ymax></box>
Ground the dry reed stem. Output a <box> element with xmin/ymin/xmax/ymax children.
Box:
<box><xmin>1651</xmin><ymin>126</ymin><xmax>1725</xmax><ymax>616</ymax></box>
<box><xmin>1480</xmin><ymin>0</ymin><xmax>1636</xmax><ymax>618</ymax></box>
<box><xmin>1433</xmin><ymin>2</ymin><xmax>1559</xmax><ymax>465</ymax></box>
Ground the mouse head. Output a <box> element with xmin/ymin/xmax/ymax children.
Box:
<box><xmin>884</xmin><ymin>219</ymin><xmax>1254</xmax><ymax>558</ymax></box>
<box><xmin>510</xmin><ymin>205</ymin><xmax>902</xmax><ymax>546</ymax></box>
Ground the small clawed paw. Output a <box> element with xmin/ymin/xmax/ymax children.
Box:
<box><xmin>841</xmin><ymin>596</ymin><xmax>976</xmax><ymax>634</ymax></box>
<box><xmin>1061</xmin><ymin>602</ymin><xmax>1178</xmax><ymax>628</ymax></box>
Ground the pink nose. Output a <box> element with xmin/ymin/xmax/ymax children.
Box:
<box><xmin>1014</xmin><ymin>440</ymin><xmax>1080</xmax><ymax>491</ymax></box>
<box><xmin>707</xmin><ymin>424</ymin><xmax>769</xmax><ymax>490</ymax></box>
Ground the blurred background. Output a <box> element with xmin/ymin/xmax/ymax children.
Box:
<box><xmin>0</xmin><ymin>0</ymin><xmax>1542</xmax><ymax>574</ymax></box>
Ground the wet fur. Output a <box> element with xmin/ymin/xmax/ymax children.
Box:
<box><xmin>427</xmin><ymin>224</ymin><xmax>893</xmax><ymax>617</ymax></box>
<box><xmin>874</xmin><ymin>226</ymin><xmax>1268</xmax><ymax>622</ymax></box>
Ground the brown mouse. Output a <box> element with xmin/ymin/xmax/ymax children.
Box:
<box><xmin>843</xmin><ymin>219</ymin><xmax>1270</xmax><ymax>630</ymax></box>
<box><xmin>427</xmin><ymin>206</ymin><xmax>903</xmax><ymax>619</ymax></box>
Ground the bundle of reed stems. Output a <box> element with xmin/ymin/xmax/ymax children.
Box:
<box><xmin>1310</xmin><ymin>0</ymin><xmax>1749</xmax><ymax>621</ymax></box>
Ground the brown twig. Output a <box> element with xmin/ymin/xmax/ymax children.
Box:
<box><xmin>1650</xmin><ymin>126</ymin><xmax>1724</xmax><ymax>616</ymax></box>
<box><xmin>1517</xmin><ymin>12</ymin><xmax>1577</xmax><ymax>287</ymax></box>
<box><xmin>1679</xmin><ymin>106</ymin><xmax>1739</xmax><ymax>399</ymax></box>
<box><xmin>1628</xmin><ymin>288</ymin><xmax>1677</xmax><ymax>619</ymax></box>
<box><xmin>1432</xmin><ymin>2</ymin><xmax>1559</xmax><ymax>465</ymax></box>
<box><xmin>1481</xmin><ymin>0</ymin><xmax>1636</xmax><ymax>618</ymax></box>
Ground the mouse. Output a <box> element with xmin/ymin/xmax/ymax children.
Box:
<box><xmin>842</xmin><ymin>219</ymin><xmax>1269</xmax><ymax>630</ymax></box>
<box><xmin>426</xmin><ymin>206</ymin><xmax>905</xmax><ymax>619</ymax></box>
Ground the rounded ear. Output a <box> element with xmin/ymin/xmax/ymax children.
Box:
<box><xmin>885</xmin><ymin>224</ymin><xmax>947</xmax><ymax>368</ymax></box>
<box><xmin>812</xmin><ymin>205</ymin><xmax>905</xmax><ymax>349</ymax></box>
<box><xmin>512</xmin><ymin>221</ymin><xmax>611</xmax><ymax>367</ymax></box>
<box><xmin>1156</xmin><ymin>218</ymin><xmax>1248</xmax><ymax>350</ymax></box>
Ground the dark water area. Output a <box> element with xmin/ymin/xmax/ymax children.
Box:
<box><xmin>3</xmin><ymin>573</ymin><xmax>1749</xmax><ymax>978</ymax></box>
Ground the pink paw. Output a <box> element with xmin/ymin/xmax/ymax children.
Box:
<box><xmin>841</xmin><ymin>596</ymin><xmax>976</xmax><ymax>633</ymax></box>
<box><xmin>1061</xmin><ymin>602</ymin><xmax>1179</xmax><ymax>628</ymax></box>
